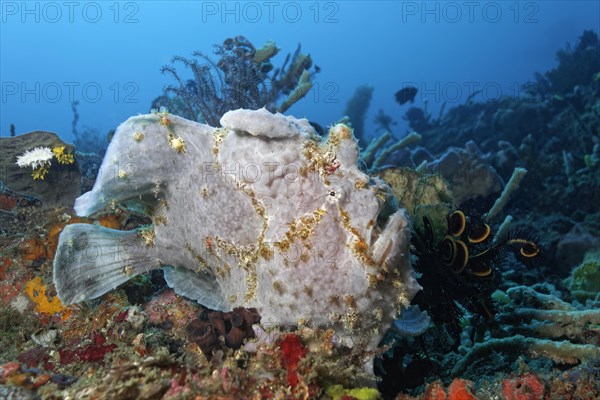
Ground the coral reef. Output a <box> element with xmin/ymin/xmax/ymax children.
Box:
<box><xmin>1</xmin><ymin>29</ymin><xmax>599</xmax><ymax>400</ymax></box>
<box><xmin>351</xmin><ymin>30</ymin><xmax>600</xmax><ymax>400</ymax></box>
<box><xmin>368</xmin><ymin>31</ymin><xmax>600</xmax><ymax>284</ymax></box>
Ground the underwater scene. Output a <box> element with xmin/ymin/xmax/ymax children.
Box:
<box><xmin>1</xmin><ymin>1</ymin><xmax>599</xmax><ymax>399</ymax></box>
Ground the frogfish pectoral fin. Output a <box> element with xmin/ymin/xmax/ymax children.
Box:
<box><xmin>53</xmin><ymin>223</ymin><xmax>161</xmax><ymax>305</ymax></box>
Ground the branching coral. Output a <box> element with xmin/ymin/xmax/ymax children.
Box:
<box><xmin>153</xmin><ymin>36</ymin><xmax>319</xmax><ymax>126</ymax></box>
<box><xmin>497</xmin><ymin>285</ymin><xmax>600</xmax><ymax>343</ymax></box>
<box><xmin>453</xmin><ymin>335</ymin><xmax>599</xmax><ymax>375</ymax></box>
<box><xmin>451</xmin><ymin>282</ymin><xmax>600</xmax><ymax>377</ymax></box>
<box><xmin>484</xmin><ymin>167</ymin><xmax>528</xmax><ymax>222</ymax></box>
<box><xmin>370</xmin><ymin>132</ymin><xmax>422</xmax><ymax>171</ymax></box>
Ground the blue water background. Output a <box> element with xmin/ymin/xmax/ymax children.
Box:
<box><xmin>1</xmin><ymin>1</ymin><xmax>598</xmax><ymax>142</ymax></box>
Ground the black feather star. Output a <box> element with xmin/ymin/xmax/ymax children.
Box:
<box><xmin>411</xmin><ymin>210</ymin><xmax>540</xmax><ymax>344</ymax></box>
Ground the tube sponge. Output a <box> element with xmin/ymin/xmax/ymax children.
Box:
<box><xmin>485</xmin><ymin>167</ymin><xmax>527</xmax><ymax>222</ymax></box>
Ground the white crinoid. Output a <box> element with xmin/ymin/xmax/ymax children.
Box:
<box><xmin>16</xmin><ymin>146</ymin><xmax>54</xmax><ymax>169</ymax></box>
